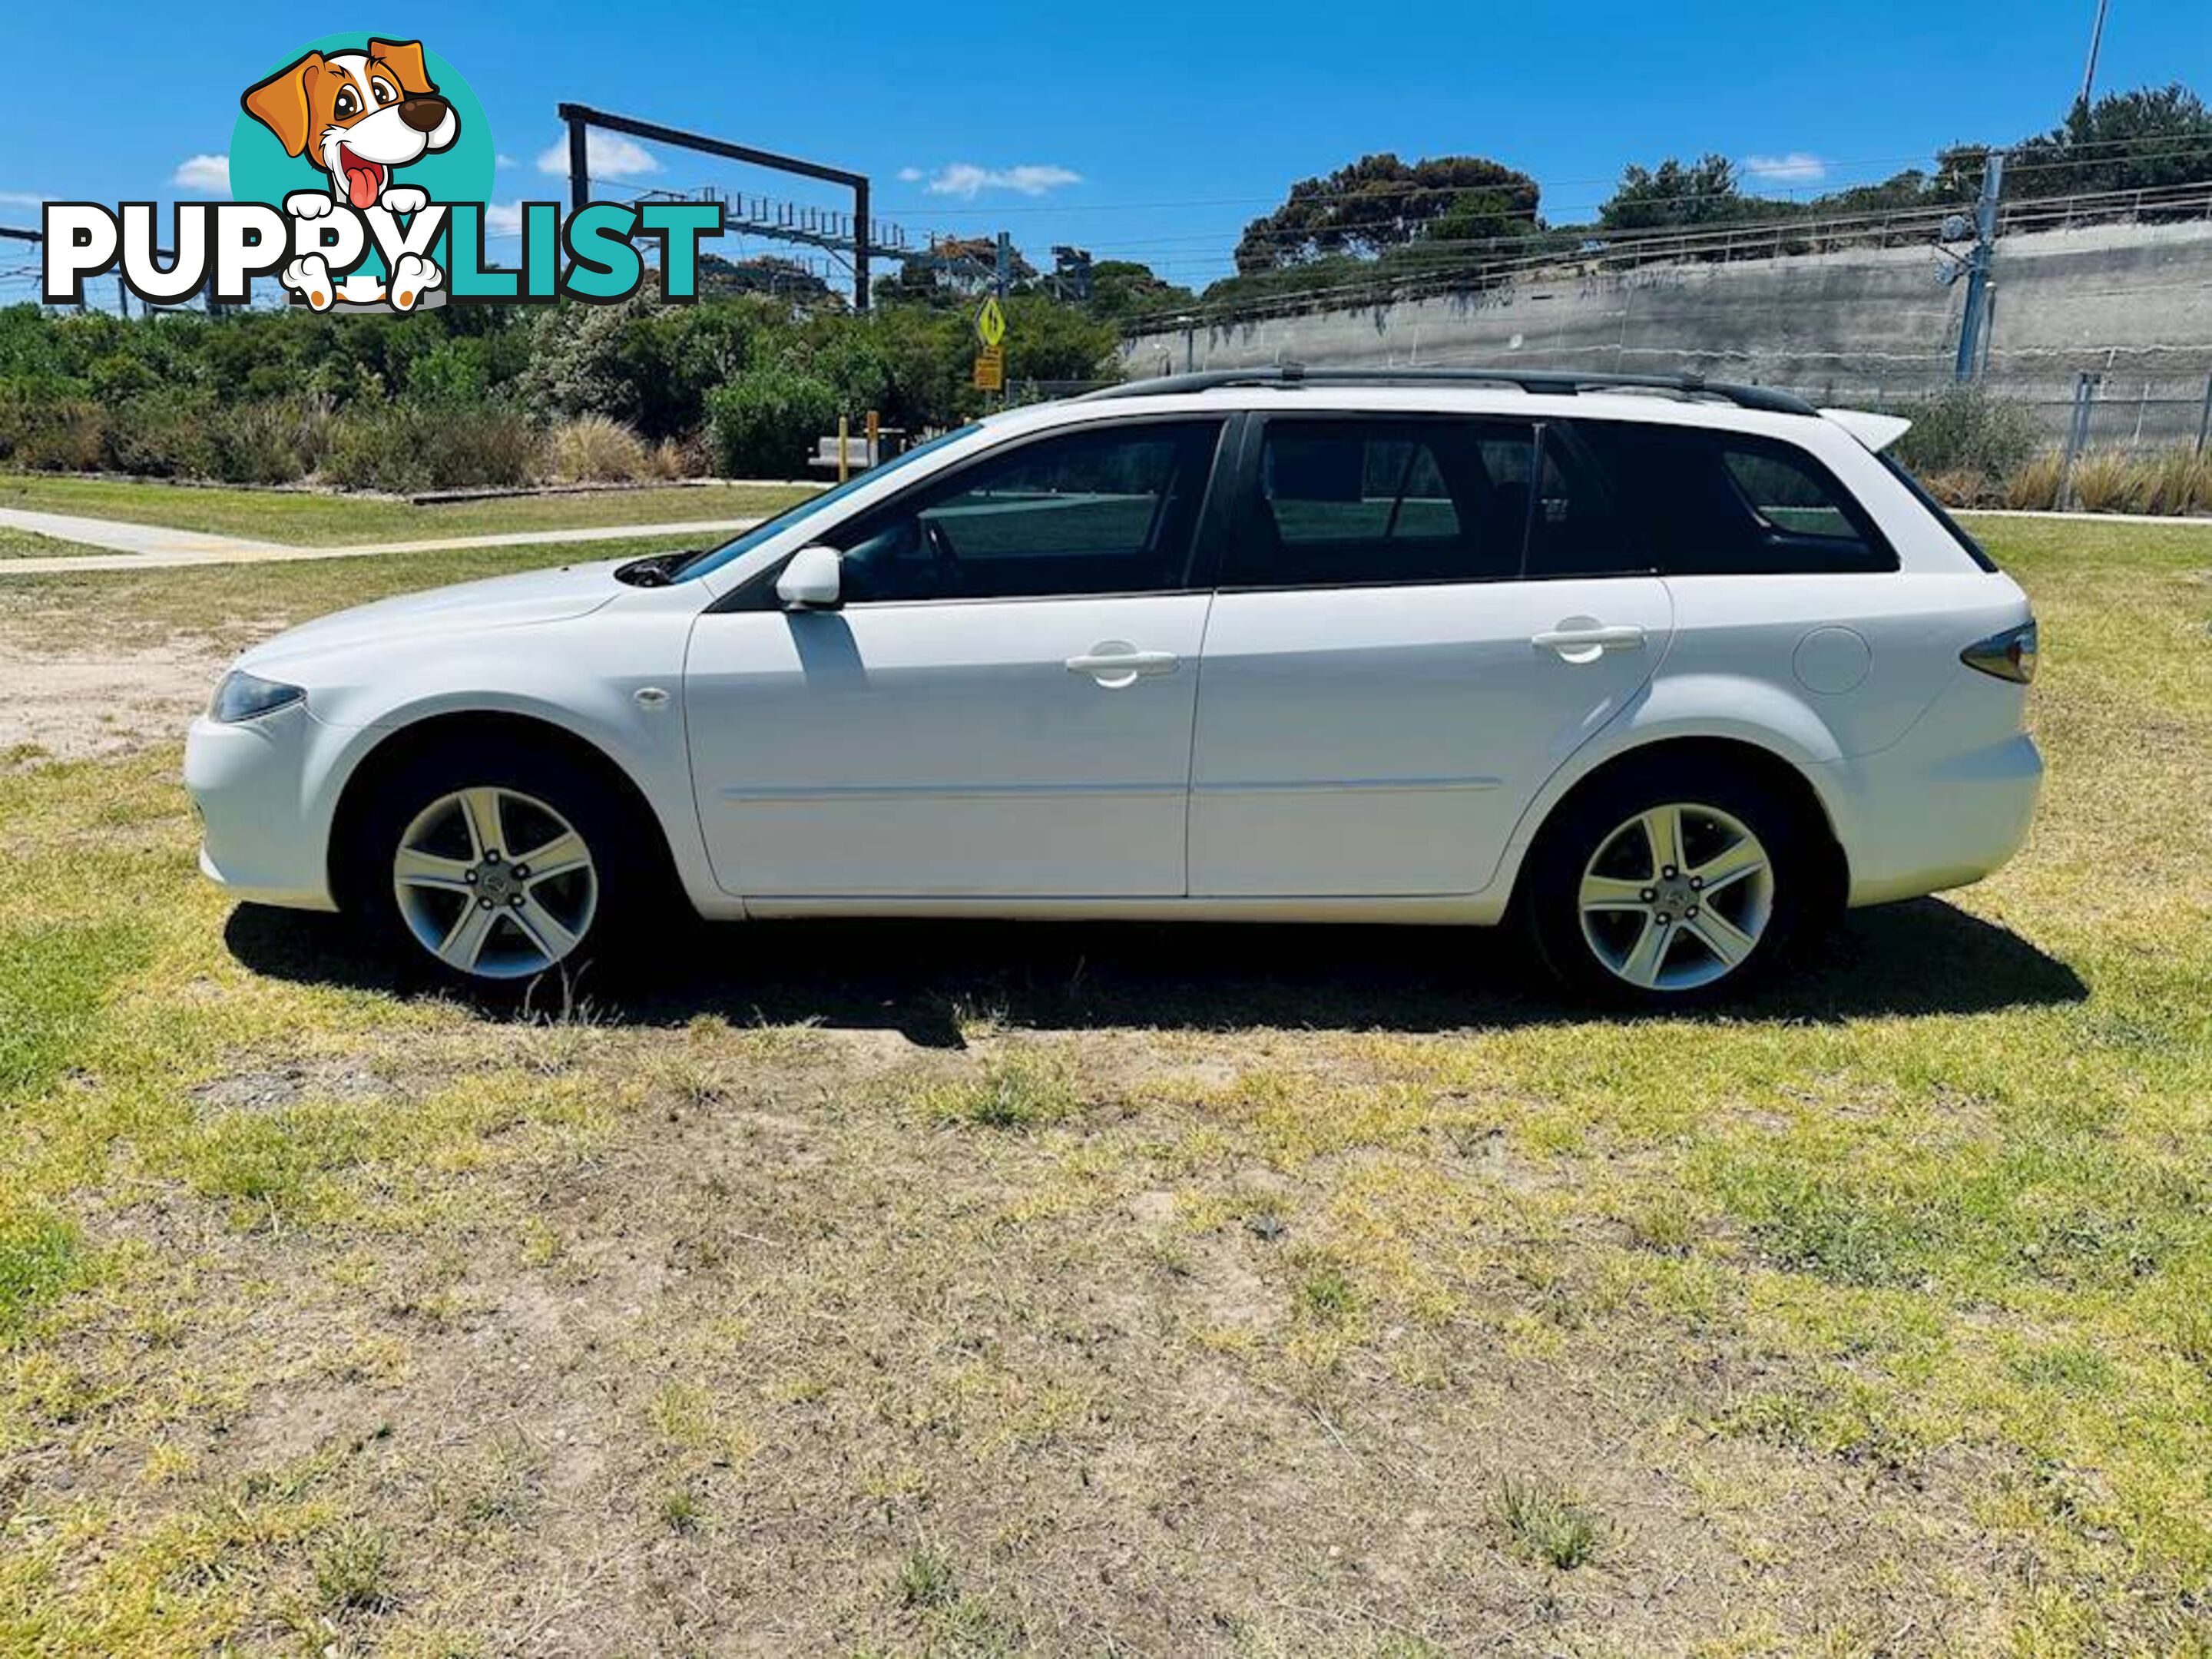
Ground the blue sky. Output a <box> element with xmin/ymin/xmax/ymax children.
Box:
<box><xmin>3</xmin><ymin>0</ymin><xmax>2207</xmax><ymax>295</ymax></box>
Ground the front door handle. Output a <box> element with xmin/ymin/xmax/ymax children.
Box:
<box><xmin>1532</xmin><ymin>623</ymin><xmax>1646</xmax><ymax>664</ymax></box>
<box><xmin>1065</xmin><ymin>644</ymin><xmax>1180</xmax><ymax>688</ymax></box>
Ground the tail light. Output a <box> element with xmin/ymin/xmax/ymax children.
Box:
<box><xmin>1961</xmin><ymin>619</ymin><xmax>2038</xmax><ymax>684</ymax></box>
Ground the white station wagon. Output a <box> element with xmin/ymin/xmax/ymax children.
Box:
<box><xmin>186</xmin><ymin>368</ymin><xmax>2042</xmax><ymax>1004</ymax></box>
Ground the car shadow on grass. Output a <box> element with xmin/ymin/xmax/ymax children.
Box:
<box><xmin>226</xmin><ymin>897</ymin><xmax>2086</xmax><ymax>1047</ymax></box>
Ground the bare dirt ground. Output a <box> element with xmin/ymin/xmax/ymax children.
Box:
<box><xmin>0</xmin><ymin>636</ymin><xmax>224</xmax><ymax>763</ymax></box>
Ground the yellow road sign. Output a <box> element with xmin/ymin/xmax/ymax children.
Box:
<box><xmin>972</xmin><ymin>344</ymin><xmax>1004</xmax><ymax>391</ymax></box>
<box><xmin>975</xmin><ymin>296</ymin><xmax>1007</xmax><ymax>349</ymax></box>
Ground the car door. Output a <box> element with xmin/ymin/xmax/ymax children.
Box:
<box><xmin>684</xmin><ymin>416</ymin><xmax>1230</xmax><ymax>899</ymax></box>
<box><xmin>1187</xmin><ymin>415</ymin><xmax>1673</xmax><ymax>897</ymax></box>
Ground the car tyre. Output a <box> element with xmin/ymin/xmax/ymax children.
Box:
<box><xmin>1523</xmin><ymin>755</ymin><xmax>1818</xmax><ymax>1008</ymax></box>
<box><xmin>346</xmin><ymin>740</ymin><xmax>660</xmax><ymax>998</ymax></box>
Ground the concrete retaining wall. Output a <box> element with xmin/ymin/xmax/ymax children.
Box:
<box><xmin>1122</xmin><ymin>220</ymin><xmax>2212</xmax><ymax>446</ymax></box>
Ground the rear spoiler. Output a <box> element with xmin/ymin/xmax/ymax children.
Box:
<box><xmin>1820</xmin><ymin>409</ymin><xmax>1912</xmax><ymax>452</ymax></box>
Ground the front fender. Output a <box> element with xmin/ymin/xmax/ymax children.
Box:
<box><xmin>295</xmin><ymin>614</ymin><xmax>727</xmax><ymax>920</ymax></box>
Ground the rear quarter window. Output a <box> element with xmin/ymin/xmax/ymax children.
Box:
<box><xmin>1878</xmin><ymin>452</ymin><xmax>2002</xmax><ymax>571</ymax></box>
<box><xmin>1570</xmin><ymin>421</ymin><xmax>1898</xmax><ymax>576</ymax></box>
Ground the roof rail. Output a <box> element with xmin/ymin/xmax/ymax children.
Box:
<box><xmin>1080</xmin><ymin>364</ymin><xmax>1820</xmax><ymax>417</ymax></box>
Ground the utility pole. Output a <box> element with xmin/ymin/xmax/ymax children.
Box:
<box><xmin>1955</xmin><ymin>151</ymin><xmax>2005</xmax><ymax>383</ymax></box>
<box><xmin>2078</xmin><ymin>0</ymin><xmax>2111</xmax><ymax>110</ymax></box>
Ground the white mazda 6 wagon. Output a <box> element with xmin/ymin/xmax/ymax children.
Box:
<box><xmin>185</xmin><ymin>368</ymin><xmax>2042</xmax><ymax>1004</ymax></box>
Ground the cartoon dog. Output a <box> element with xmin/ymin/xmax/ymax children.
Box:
<box><xmin>241</xmin><ymin>40</ymin><xmax>456</xmax><ymax>312</ymax></box>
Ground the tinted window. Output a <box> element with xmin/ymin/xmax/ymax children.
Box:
<box><xmin>1880</xmin><ymin>452</ymin><xmax>2000</xmax><ymax>571</ymax></box>
<box><xmin>1571</xmin><ymin>422</ymin><xmax>1896</xmax><ymax>575</ymax></box>
<box><xmin>1227</xmin><ymin>419</ymin><xmax>1536</xmax><ymax>588</ymax></box>
<box><xmin>1525</xmin><ymin>426</ymin><xmax>1645</xmax><ymax>577</ymax></box>
<box><xmin>833</xmin><ymin>420</ymin><xmax>1223</xmax><ymax>602</ymax></box>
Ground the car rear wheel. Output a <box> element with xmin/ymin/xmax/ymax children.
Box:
<box><xmin>349</xmin><ymin>742</ymin><xmax>652</xmax><ymax>992</ymax></box>
<box><xmin>1525</xmin><ymin>758</ymin><xmax>1816</xmax><ymax>1006</ymax></box>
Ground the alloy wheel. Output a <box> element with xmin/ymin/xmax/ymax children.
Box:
<box><xmin>1576</xmin><ymin>801</ymin><xmax>1774</xmax><ymax>993</ymax></box>
<box><xmin>390</xmin><ymin>786</ymin><xmax>598</xmax><ymax>980</ymax></box>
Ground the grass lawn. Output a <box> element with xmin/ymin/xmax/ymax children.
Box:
<box><xmin>0</xmin><ymin>474</ymin><xmax>816</xmax><ymax>546</ymax></box>
<box><xmin>0</xmin><ymin>517</ymin><xmax>2207</xmax><ymax>1653</ymax></box>
<box><xmin>0</xmin><ymin>535</ymin><xmax>705</xmax><ymax>661</ymax></box>
<box><xmin>0</xmin><ymin>526</ymin><xmax>118</xmax><ymax>561</ymax></box>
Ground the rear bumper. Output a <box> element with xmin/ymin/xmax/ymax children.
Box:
<box><xmin>1821</xmin><ymin>726</ymin><xmax>2042</xmax><ymax>907</ymax></box>
<box><xmin>184</xmin><ymin>709</ymin><xmax>339</xmax><ymax>911</ymax></box>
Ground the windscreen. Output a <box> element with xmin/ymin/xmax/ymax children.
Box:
<box><xmin>678</xmin><ymin>425</ymin><xmax>982</xmax><ymax>581</ymax></box>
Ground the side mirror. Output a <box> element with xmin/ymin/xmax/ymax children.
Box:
<box><xmin>776</xmin><ymin>545</ymin><xmax>843</xmax><ymax>609</ymax></box>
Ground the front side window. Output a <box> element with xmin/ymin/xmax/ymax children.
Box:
<box><xmin>1227</xmin><ymin>418</ymin><xmax>1535</xmax><ymax>588</ymax></box>
<box><xmin>1570</xmin><ymin>422</ymin><xmax>1895</xmax><ymax>575</ymax></box>
<box><xmin>832</xmin><ymin>419</ymin><xmax>1224</xmax><ymax>603</ymax></box>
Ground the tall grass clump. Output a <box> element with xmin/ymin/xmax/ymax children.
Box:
<box><xmin>2066</xmin><ymin>449</ymin><xmax>2149</xmax><ymax>514</ymax></box>
<box><xmin>2004</xmin><ymin>449</ymin><xmax>2066</xmax><ymax>511</ymax></box>
<box><xmin>548</xmin><ymin>413</ymin><xmax>652</xmax><ymax>483</ymax></box>
<box><xmin>2141</xmin><ymin>445</ymin><xmax>2212</xmax><ymax>515</ymax></box>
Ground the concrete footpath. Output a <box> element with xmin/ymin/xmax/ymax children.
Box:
<box><xmin>0</xmin><ymin>508</ymin><xmax>764</xmax><ymax>576</ymax></box>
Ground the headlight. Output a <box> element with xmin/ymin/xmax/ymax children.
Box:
<box><xmin>209</xmin><ymin>671</ymin><xmax>306</xmax><ymax>723</ymax></box>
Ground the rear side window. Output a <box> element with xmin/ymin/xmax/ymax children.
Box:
<box><xmin>1571</xmin><ymin>422</ymin><xmax>1897</xmax><ymax>575</ymax></box>
<box><xmin>1227</xmin><ymin>418</ymin><xmax>1537</xmax><ymax>588</ymax></box>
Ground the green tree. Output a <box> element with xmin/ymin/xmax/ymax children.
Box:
<box><xmin>1233</xmin><ymin>154</ymin><xmax>1541</xmax><ymax>273</ymax></box>
<box><xmin>1082</xmin><ymin>259</ymin><xmax>1197</xmax><ymax>324</ymax></box>
<box><xmin>1598</xmin><ymin>154</ymin><xmax>1774</xmax><ymax>231</ymax></box>
<box><xmin>2005</xmin><ymin>84</ymin><xmax>2212</xmax><ymax>199</ymax></box>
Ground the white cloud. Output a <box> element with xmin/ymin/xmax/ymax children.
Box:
<box><xmin>496</xmin><ymin>153</ymin><xmax>517</xmax><ymax>169</ymax></box>
<box><xmin>485</xmin><ymin>201</ymin><xmax>525</xmax><ymax>237</ymax></box>
<box><xmin>1743</xmin><ymin>151</ymin><xmax>1826</xmax><ymax>184</ymax></box>
<box><xmin>896</xmin><ymin>166</ymin><xmax>923</xmax><ymax>183</ymax></box>
<box><xmin>536</xmin><ymin>131</ymin><xmax>661</xmax><ymax>180</ymax></box>
<box><xmin>173</xmin><ymin>153</ymin><xmax>230</xmax><ymax>194</ymax></box>
<box><xmin>918</xmin><ymin>162</ymin><xmax>1081</xmax><ymax>199</ymax></box>
<box><xmin>0</xmin><ymin>189</ymin><xmax>52</xmax><ymax>207</ymax></box>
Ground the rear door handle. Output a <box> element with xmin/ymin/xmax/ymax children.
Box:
<box><xmin>1532</xmin><ymin>624</ymin><xmax>1646</xmax><ymax>662</ymax></box>
<box><xmin>1065</xmin><ymin>644</ymin><xmax>1180</xmax><ymax>687</ymax></box>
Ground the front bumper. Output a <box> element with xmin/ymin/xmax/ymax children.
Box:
<box><xmin>184</xmin><ymin>707</ymin><xmax>339</xmax><ymax>911</ymax></box>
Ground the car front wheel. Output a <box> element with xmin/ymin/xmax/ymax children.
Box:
<box><xmin>349</xmin><ymin>743</ymin><xmax>649</xmax><ymax>991</ymax></box>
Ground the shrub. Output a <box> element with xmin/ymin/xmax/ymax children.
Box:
<box><xmin>1892</xmin><ymin>387</ymin><xmax>2042</xmax><ymax>485</ymax></box>
<box><xmin>324</xmin><ymin>403</ymin><xmax>543</xmax><ymax>492</ymax></box>
<box><xmin>705</xmin><ymin>369</ymin><xmax>839</xmax><ymax>478</ymax></box>
<box><xmin>647</xmin><ymin>436</ymin><xmax>692</xmax><ymax>480</ymax></box>
<box><xmin>104</xmin><ymin>389</ymin><xmax>220</xmax><ymax>478</ymax></box>
<box><xmin>547</xmin><ymin>413</ymin><xmax>651</xmax><ymax>483</ymax></box>
<box><xmin>213</xmin><ymin>399</ymin><xmax>340</xmax><ymax>485</ymax></box>
<box><xmin>0</xmin><ymin>391</ymin><xmax>104</xmax><ymax>472</ymax></box>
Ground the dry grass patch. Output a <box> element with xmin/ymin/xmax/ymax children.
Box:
<box><xmin>0</xmin><ymin>515</ymin><xmax>2205</xmax><ymax>1652</ymax></box>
